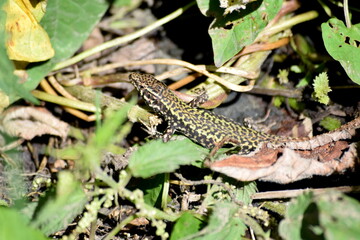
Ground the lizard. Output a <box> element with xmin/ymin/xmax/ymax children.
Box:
<box><xmin>129</xmin><ymin>72</ymin><xmax>359</xmax><ymax>154</ymax></box>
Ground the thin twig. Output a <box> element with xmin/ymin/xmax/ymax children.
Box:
<box><xmin>343</xmin><ymin>0</ymin><xmax>351</xmax><ymax>28</ymax></box>
<box><xmin>249</xmin><ymin>86</ymin><xmax>302</xmax><ymax>99</ymax></box>
<box><xmin>88</xmin><ymin>59</ymin><xmax>256</xmax><ymax>92</ymax></box>
<box><xmin>0</xmin><ymin>139</ymin><xmax>24</xmax><ymax>152</ymax></box>
<box><xmin>47</xmin><ymin>76</ymin><xmax>78</xmax><ymax>100</ymax></box>
<box><xmin>251</xmin><ymin>186</ymin><xmax>360</xmax><ymax>200</ymax></box>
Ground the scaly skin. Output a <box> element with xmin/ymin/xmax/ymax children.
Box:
<box><xmin>129</xmin><ymin>72</ymin><xmax>294</xmax><ymax>153</ymax></box>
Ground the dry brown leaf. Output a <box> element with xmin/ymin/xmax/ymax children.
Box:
<box><xmin>127</xmin><ymin>217</ymin><xmax>150</xmax><ymax>227</ymax></box>
<box><xmin>210</xmin><ymin>117</ymin><xmax>360</xmax><ymax>183</ymax></box>
<box><xmin>4</xmin><ymin>0</ymin><xmax>54</xmax><ymax>62</ymax></box>
<box><xmin>209</xmin><ymin>142</ymin><xmax>357</xmax><ymax>184</ymax></box>
<box><xmin>0</xmin><ymin>106</ymin><xmax>69</xmax><ymax>140</ymax></box>
<box><xmin>294</xmin><ymin>141</ymin><xmax>349</xmax><ymax>161</ymax></box>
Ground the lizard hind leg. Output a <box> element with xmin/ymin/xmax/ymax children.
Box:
<box><xmin>208</xmin><ymin>137</ymin><xmax>246</xmax><ymax>159</ymax></box>
<box><xmin>208</xmin><ymin>136</ymin><xmax>262</xmax><ymax>160</ymax></box>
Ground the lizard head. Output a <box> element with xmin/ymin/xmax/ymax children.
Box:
<box><xmin>129</xmin><ymin>73</ymin><xmax>169</xmax><ymax>111</ymax></box>
<box><xmin>129</xmin><ymin>73</ymin><xmax>167</xmax><ymax>97</ymax></box>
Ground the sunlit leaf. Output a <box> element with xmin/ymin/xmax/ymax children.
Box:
<box><xmin>4</xmin><ymin>0</ymin><xmax>54</xmax><ymax>62</ymax></box>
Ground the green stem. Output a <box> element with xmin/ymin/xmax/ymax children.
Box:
<box><xmin>103</xmin><ymin>214</ymin><xmax>136</xmax><ymax>240</ymax></box>
<box><xmin>260</xmin><ymin>11</ymin><xmax>319</xmax><ymax>39</ymax></box>
<box><xmin>31</xmin><ymin>90</ymin><xmax>97</xmax><ymax>112</ymax></box>
<box><xmin>52</xmin><ymin>1</ymin><xmax>196</xmax><ymax>71</ymax></box>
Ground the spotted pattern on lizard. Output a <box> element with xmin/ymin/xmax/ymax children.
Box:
<box><xmin>129</xmin><ymin>72</ymin><xmax>299</xmax><ymax>153</ymax></box>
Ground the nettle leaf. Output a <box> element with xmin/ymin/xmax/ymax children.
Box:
<box><xmin>0</xmin><ymin>208</ymin><xmax>47</xmax><ymax>240</ymax></box>
<box><xmin>234</xmin><ymin>180</ymin><xmax>257</xmax><ymax>205</ymax></box>
<box><xmin>24</xmin><ymin>0</ymin><xmax>110</xmax><ymax>92</ymax></box>
<box><xmin>31</xmin><ymin>171</ymin><xmax>87</xmax><ymax>235</ymax></box>
<box><xmin>140</xmin><ymin>174</ymin><xmax>165</xmax><ymax>207</ymax></box>
<box><xmin>322</xmin><ymin>18</ymin><xmax>360</xmax><ymax>85</ymax></box>
<box><xmin>189</xmin><ymin>202</ymin><xmax>246</xmax><ymax>240</ymax></box>
<box><xmin>196</xmin><ymin>0</ymin><xmax>282</xmax><ymax>66</ymax></box>
<box><xmin>279</xmin><ymin>191</ymin><xmax>360</xmax><ymax>240</ymax></box>
<box><xmin>170</xmin><ymin>212</ymin><xmax>203</xmax><ymax>240</ymax></box>
<box><xmin>316</xmin><ymin>192</ymin><xmax>360</xmax><ymax>239</ymax></box>
<box><xmin>129</xmin><ymin>138</ymin><xmax>208</xmax><ymax>178</ymax></box>
<box><xmin>279</xmin><ymin>192</ymin><xmax>314</xmax><ymax>240</ymax></box>
<box><xmin>312</xmin><ymin>72</ymin><xmax>331</xmax><ymax>105</ymax></box>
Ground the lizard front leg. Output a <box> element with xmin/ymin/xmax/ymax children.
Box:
<box><xmin>162</xmin><ymin>120</ymin><xmax>177</xmax><ymax>142</ymax></box>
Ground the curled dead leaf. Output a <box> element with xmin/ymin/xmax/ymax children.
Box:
<box><xmin>209</xmin><ymin>142</ymin><xmax>357</xmax><ymax>184</ymax></box>
<box><xmin>0</xmin><ymin>106</ymin><xmax>69</xmax><ymax>140</ymax></box>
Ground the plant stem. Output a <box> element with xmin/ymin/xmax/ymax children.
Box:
<box><xmin>103</xmin><ymin>214</ymin><xmax>136</xmax><ymax>240</ymax></box>
<box><xmin>343</xmin><ymin>0</ymin><xmax>351</xmax><ymax>28</ymax></box>
<box><xmin>31</xmin><ymin>90</ymin><xmax>97</xmax><ymax>112</ymax></box>
<box><xmin>260</xmin><ymin>11</ymin><xmax>319</xmax><ymax>40</ymax></box>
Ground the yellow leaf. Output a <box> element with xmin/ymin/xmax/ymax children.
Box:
<box><xmin>3</xmin><ymin>0</ymin><xmax>54</xmax><ymax>62</ymax></box>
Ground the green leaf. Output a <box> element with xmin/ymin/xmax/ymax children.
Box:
<box><xmin>94</xmin><ymin>103</ymin><xmax>131</xmax><ymax>148</ymax></box>
<box><xmin>31</xmin><ymin>171</ymin><xmax>87</xmax><ymax>235</ymax></box>
<box><xmin>234</xmin><ymin>181</ymin><xmax>257</xmax><ymax>205</ymax></box>
<box><xmin>196</xmin><ymin>0</ymin><xmax>282</xmax><ymax>66</ymax></box>
<box><xmin>322</xmin><ymin>18</ymin><xmax>360</xmax><ymax>84</ymax></box>
<box><xmin>319</xmin><ymin>116</ymin><xmax>341</xmax><ymax>131</ymax></box>
<box><xmin>191</xmin><ymin>202</ymin><xmax>246</xmax><ymax>240</ymax></box>
<box><xmin>0</xmin><ymin>208</ymin><xmax>48</xmax><ymax>240</ymax></box>
<box><xmin>279</xmin><ymin>191</ymin><xmax>360</xmax><ymax>240</ymax></box>
<box><xmin>316</xmin><ymin>191</ymin><xmax>360</xmax><ymax>240</ymax></box>
<box><xmin>2</xmin><ymin>150</ymin><xmax>28</xmax><ymax>202</ymax></box>
<box><xmin>129</xmin><ymin>138</ymin><xmax>208</xmax><ymax>178</ymax></box>
<box><xmin>113</xmin><ymin>0</ymin><xmax>132</xmax><ymax>7</ymax></box>
<box><xmin>79</xmin><ymin>102</ymin><xmax>131</xmax><ymax>171</ymax></box>
<box><xmin>24</xmin><ymin>0</ymin><xmax>110</xmax><ymax>92</ymax></box>
<box><xmin>205</xmin><ymin>177</ymin><xmax>257</xmax><ymax>205</ymax></box>
<box><xmin>170</xmin><ymin>212</ymin><xmax>203</xmax><ymax>240</ymax></box>
<box><xmin>279</xmin><ymin>192</ymin><xmax>314</xmax><ymax>240</ymax></box>
<box><xmin>0</xmin><ymin>8</ymin><xmax>36</xmax><ymax>104</ymax></box>
<box><xmin>312</xmin><ymin>72</ymin><xmax>331</xmax><ymax>104</ymax></box>
<box><xmin>141</xmin><ymin>174</ymin><xmax>165</xmax><ymax>207</ymax></box>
